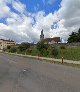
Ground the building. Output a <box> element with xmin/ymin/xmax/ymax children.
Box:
<box><xmin>40</xmin><ymin>29</ymin><xmax>44</xmax><ymax>41</ymax></box>
<box><xmin>42</xmin><ymin>37</ymin><xmax>61</xmax><ymax>44</ymax></box>
<box><xmin>0</xmin><ymin>39</ymin><xmax>16</xmax><ymax>50</ymax></box>
<box><xmin>40</xmin><ymin>30</ymin><xmax>61</xmax><ymax>44</ymax></box>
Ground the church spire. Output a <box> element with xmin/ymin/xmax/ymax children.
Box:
<box><xmin>40</xmin><ymin>29</ymin><xmax>44</xmax><ymax>41</ymax></box>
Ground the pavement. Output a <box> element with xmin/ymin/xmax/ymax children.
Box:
<box><xmin>0</xmin><ymin>53</ymin><xmax>80</xmax><ymax>92</ymax></box>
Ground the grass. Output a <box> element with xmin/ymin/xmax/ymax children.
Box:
<box><xmin>3</xmin><ymin>51</ymin><xmax>80</xmax><ymax>68</ymax></box>
<box><xmin>56</xmin><ymin>47</ymin><xmax>80</xmax><ymax>61</ymax></box>
<box><xmin>28</xmin><ymin>46</ymin><xmax>80</xmax><ymax>61</ymax></box>
<box><xmin>7</xmin><ymin>46</ymin><xmax>80</xmax><ymax>61</ymax></box>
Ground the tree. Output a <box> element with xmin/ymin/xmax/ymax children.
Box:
<box><xmin>7</xmin><ymin>46</ymin><xmax>11</xmax><ymax>49</ymax></box>
<box><xmin>18</xmin><ymin>42</ymin><xmax>30</xmax><ymax>52</ymax></box>
<box><xmin>68</xmin><ymin>28</ymin><xmax>80</xmax><ymax>43</ymax></box>
<box><xmin>9</xmin><ymin>47</ymin><xmax>17</xmax><ymax>53</ymax></box>
<box><xmin>37</xmin><ymin>42</ymin><xmax>49</xmax><ymax>56</ymax></box>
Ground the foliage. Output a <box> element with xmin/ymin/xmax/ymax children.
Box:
<box><xmin>37</xmin><ymin>42</ymin><xmax>49</xmax><ymax>56</ymax></box>
<box><xmin>9</xmin><ymin>47</ymin><xmax>17</xmax><ymax>53</ymax></box>
<box><xmin>57</xmin><ymin>47</ymin><xmax>80</xmax><ymax>61</ymax></box>
<box><xmin>37</xmin><ymin>42</ymin><xmax>49</xmax><ymax>51</ymax></box>
<box><xmin>7</xmin><ymin>46</ymin><xmax>11</xmax><ymax>49</ymax></box>
<box><xmin>60</xmin><ymin>46</ymin><xmax>66</xmax><ymax>49</ymax></box>
<box><xmin>47</xmin><ymin>46</ymin><xmax>53</xmax><ymax>56</ymax></box>
<box><xmin>18</xmin><ymin>42</ymin><xmax>30</xmax><ymax>52</ymax></box>
<box><xmin>68</xmin><ymin>28</ymin><xmax>80</xmax><ymax>43</ymax></box>
<box><xmin>26</xmin><ymin>49</ymin><xmax>32</xmax><ymax>54</ymax></box>
<box><xmin>51</xmin><ymin>47</ymin><xmax>58</xmax><ymax>57</ymax></box>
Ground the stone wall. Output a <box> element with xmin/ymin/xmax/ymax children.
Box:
<box><xmin>51</xmin><ymin>43</ymin><xmax>80</xmax><ymax>47</ymax></box>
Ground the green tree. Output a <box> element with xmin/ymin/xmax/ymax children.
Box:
<box><xmin>7</xmin><ymin>46</ymin><xmax>11</xmax><ymax>49</ymax></box>
<box><xmin>18</xmin><ymin>42</ymin><xmax>30</xmax><ymax>52</ymax></box>
<box><xmin>9</xmin><ymin>47</ymin><xmax>17</xmax><ymax>53</ymax></box>
<box><xmin>68</xmin><ymin>28</ymin><xmax>80</xmax><ymax>43</ymax></box>
<box><xmin>37</xmin><ymin>42</ymin><xmax>49</xmax><ymax>56</ymax></box>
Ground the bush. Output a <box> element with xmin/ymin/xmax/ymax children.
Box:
<box><xmin>18</xmin><ymin>42</ymin><xmax>30</xmax><ymax>52</ymax></box>
<box><xmin>51</xmin><ymin>47</ymin><xmax>58</xmax><ymax>57</ymax></box>
<box><xmin>9</xmin><ymin>47</ymin><xmax>17</xmax><ymax>53</ymax></box>
<box><xmin>37</xmin><ymin>42</ymin><xmax>49</xmax><ymax>56</ymax></box>
<box><xmin>37</xmin><ymin>42</ymin><xmax>49</xmax><ymax>51</ymax></box>
<box><xmin>47</xmin><ymin>46</ymin><xmax>53</xmax><ymax>56</ymax></box>
<box><xmin>26</xmin><ymin>49</ymin><xmax>32</xmax><ymax>54</ymax></box>
<box><xmin>7</xmin><ymin>46</ymin><xmax>11</xmax><ymax>49</ymax></box>
<box><xmin>60</xmin><ymin>46</ymin><xmax>66</xmax><ymax>49</ymax></box>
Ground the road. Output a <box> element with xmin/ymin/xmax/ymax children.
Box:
<box><xmin>0</xmin><ymin>53</ymin><xmax>80</xmax><ymax>92</ymax></box>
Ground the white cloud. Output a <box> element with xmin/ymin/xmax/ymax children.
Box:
<box><xmin>0</xmin><ymin>0</ymin><xmax>80</xmax><ymax>43</ymax></box>
<box><xmin>12</xmin><ymin>1</ymin><xmax>26</xmax><ymax>13</ymax></box>
<box><xmin>55</xmin><ymin>0</ymin><xmax>80</xmax><ymax>40</ymax></box>
<box><xmin>47</xmin><ymin>0</ymin><xmax>56</xmax><ymax>4</ymax></box>
<box><xmin>0</xmin><ymin>0</ymin><xmax>10</xmax><ymax>18</ymax></box>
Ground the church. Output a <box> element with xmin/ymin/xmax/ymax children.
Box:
<box><xmin>40</xmin><ymin>29</ymin><xmax>61</xmax><ymax>44</ymax></box>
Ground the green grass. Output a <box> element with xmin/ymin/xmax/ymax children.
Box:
<box><xmin>7</xmin><ymin>46</ymin><xmax>80</xmax><ymax>61</ymax></box>
<box><xmin>56</xmin><ymin>47</ymin><xmax>80</xmax><ymax>61</ymax></box>
<box><xmin>30</xmin><ymin>47</ymin><xmax>80</xmax><ymax>61</ymax></box>
<box><xmin>4</xmin><ymin>51</ymin><xmax>80</xmax><ymax>68</ymax></box>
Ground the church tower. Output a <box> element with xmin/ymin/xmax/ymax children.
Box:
<box><xmin>40</xmin><ymin>29</ymin><xmax>44</xmax><ymax>41</ymax></box>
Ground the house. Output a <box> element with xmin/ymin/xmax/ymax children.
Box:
<box><xmin>0</xmin><ymin>39</ymin><xmax>16</xmax><ymax>50</ymax></box>
<box><xmin>42</xmin><ymin>37</ymin><xmax>61</xmax><ymax>44</ymax></box>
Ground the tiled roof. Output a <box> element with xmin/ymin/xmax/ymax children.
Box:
<box><xmin>42</xmin><ymin>37</ymin><xmax>61</xmax><ymax>43</ymax></box>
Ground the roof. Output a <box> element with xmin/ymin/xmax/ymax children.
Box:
<box><xmin>42</xmin><ymin>37</ymin><xmax>61</xmax><ymax>43</ymax></box>
<box><xmin>0</xmin><ymin>39</ymin><xmax>15</xmax><ymax>42</ymax></box>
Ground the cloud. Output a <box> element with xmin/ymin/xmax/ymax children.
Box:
<box><xmin>12</xmin><ymin>1</ymin><xmax>26</xmax><ymax>14</ymax></box>
<box><xmin>55</xmin><ymin>0</ymin><xmax>80</xmax><ymax>40</ymax></box>
<box><xmin>47</xmin><ymin>0</ymin><xmax>56</xmax><ymax>4</ymax></box>
<box><xmin>0</xmin><ymin>0</ymin><xmax>80</xmax><ymax>43</ymax></box>
<box><xmin>0</xmin><ymin>0</ymin><xmax>10</xmax><ymax>18</ymax></box>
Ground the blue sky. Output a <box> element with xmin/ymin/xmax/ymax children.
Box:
<box><xmin>0</xmin><ymin>0</ymin><xmax>80</xmax><ymax>43</ymax></box>
<box><xmin>1</xmin><ymin>0</ymin><xmax>61</xmax><ymax>24</ymax></box>
<box><xmin>19</xmin><ymin>0</ymin><xmax>61</xmax><ymax>14</ymax></box>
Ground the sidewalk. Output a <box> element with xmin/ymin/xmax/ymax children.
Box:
<box><xmin>4</xmin><ymin>52</ymin><xmax>80</xmax><ymax>65</ymax></box>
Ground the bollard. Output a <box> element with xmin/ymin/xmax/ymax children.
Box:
<box><xmin>62</xmin><ymin>57</ymin><xmax>64</xmax><ymax>64</ymax></box>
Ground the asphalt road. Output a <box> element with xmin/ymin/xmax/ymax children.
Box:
<box><xmin>0</xmin><ymin>53</ymin><xmax>80</xmax><ymax>92</ymax></box>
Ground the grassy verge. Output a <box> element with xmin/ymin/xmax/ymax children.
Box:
<box><xmin>6</xmin><ymin>46</ymin><xmax>80</xmax><ymax>61</ymax></box>
<box><xmin>3</xmin><ymin>52</ymin><xmax>80</xmax><ymax>68</ymax></box>
<box><xmin>56</xmin><ymin>47</ymin><xmax>80</xmax><ymax>61</ymax></box>
<box><xmin>27</xmin><ymin>47</ymin><xmax>80</xmax><ymax>61</ymax></box>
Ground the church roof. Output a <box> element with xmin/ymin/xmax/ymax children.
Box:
<box><xmin>42</xmin><ymin>37</ymin><xmax>61</xmax><ymax>43</ymax></box>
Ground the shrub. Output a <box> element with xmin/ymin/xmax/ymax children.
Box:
<box><xmin>47</xmin><ymin>46</ymin><xmax>53</xmax><ymax>56</ymax></box>
<box><xmin>60</xmin><ymin>46</ymin><xmax>66</xmax><ymax>49</ymax></box>
<box><xmin>37</xmin><ymin>42</ymin><xmax>49</xmax><ymax>56</ymax></box>
<box><xmin>37</xmin><ymin>42</ymin><xmax>49</xmax><ymax>51</ymax></box>
<box><xmin>26</xmin><ymin>49</ymin><xmax>32</xmax><ymax>54</ymax></box>
<box><xmin>18</xmin><ymin>42</ymin><xmax>30</xmax><ymax>51</ymax></box>
<box><xmin>51</xmin><ymin>47</ymin><xmax>58</xmax><ymax>57</ymax></box>
<box><xmin>7</xmin><ymin>46</ymin><xmax>11</xmax><ymax>49</ymax></box>
<box><xmin>9</xmin><ymin>47</ymin><xmax>17</xmax><ymax>53</ymax></box>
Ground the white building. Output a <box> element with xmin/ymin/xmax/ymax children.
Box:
<box><xmin>0</xmin><ymin>39</ymin><xmax>16</xmax><ymax>50</ymax></box>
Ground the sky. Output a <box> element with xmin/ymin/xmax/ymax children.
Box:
<box><xmin>0</xmin><ymin>0</ymin><xmax>80</xmax><ymax>43</ymax></box>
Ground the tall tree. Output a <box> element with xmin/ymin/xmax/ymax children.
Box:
<box><xmin>68</xmin><ymin>28</ymin><xmax>80</xmax><ymax>43</ymax></box>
